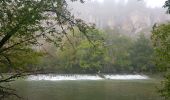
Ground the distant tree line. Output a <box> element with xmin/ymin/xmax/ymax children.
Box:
<box><xmin>29</xmin><ymin>28</ymin><xmax>157</xmax><ymax>74</ymax></box>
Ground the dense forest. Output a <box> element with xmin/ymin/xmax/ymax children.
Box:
<box><xmin>30</xmin><ymin>28</ymin><xmax>156</xmax><ymax>74</ymax></box>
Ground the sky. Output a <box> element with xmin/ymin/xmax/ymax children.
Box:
<box><xmin>144</xmin><ymin>0</ymin><xmax>166</xmax><ymax>8</ymax></box>
<box><xmin>93</xmin><ymin>0</ymin><xmax>166</xmax><ymax>8</ymax></box>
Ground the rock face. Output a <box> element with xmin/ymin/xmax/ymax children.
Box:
<box><xmin>69</xmin><ymin>0</ymin><xmax>170</xmax><ymax>37</ymax></box>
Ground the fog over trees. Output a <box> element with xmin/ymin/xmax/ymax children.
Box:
<box><xmin>69</xmin><ymin>0</ymin><xmax>170</xmax><ymax>37</ymax></box>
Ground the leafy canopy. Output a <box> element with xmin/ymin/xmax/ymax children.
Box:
<box><xmin>0</xmin><ymin>0</ymin><xmax>93</xmax><ymax>70</ymax></box>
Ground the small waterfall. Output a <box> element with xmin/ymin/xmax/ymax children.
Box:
<box><xmin>27</xmin><ymin>74</ymin><xmax>149</xmax><ymax>81</ymax></box>
<box><xmin>28</xmin><ymin>74</ymin><xmax>103</xmax><ymax>81</ymax></box>
<box><xmin>105</xmin><ymin>75</ymin><xmax>149</xmax><ymax>80</ymax></box>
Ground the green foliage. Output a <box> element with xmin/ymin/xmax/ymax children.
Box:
<box><xmin>159</xmin><ymin>72</ymin><xmax>170</xmax><ymax>99</ymax></box>
<box><xmin>152</xmin><ymin>23</ymin><xmax>170</xmax><ymax>99</ymax></box>
<box><xmin>130</xmin><ymin>34</ymin><xmax>155</xmax><ymax>72</ymax></box>
<box><xmin>104</xmin><ymin>32</ymin><xmax>133</xmax><ymax>72</ymax></box>
<box><xmin>55</xmin><ymin>29</ymin><xmax>108</xmax><ymax>73</ymax></box>
<box><xmin>0</xmin><ymin>0</ymin><xmax>94</xmax><ymax>71</ymax></box>
<box><xmin>38</xmin><ymin>29</ymin><xmax>156</xmax><ymax>74</ymax></box>
<box><xmin>0</xmin><ymin>1</ymin><xmax>93</xmax><ymax>97</ymax></box>
<box><xmin>152</xmin><ymin>23</ymin><xmax>170</xmax><ymax>70</ymax></box>
<box><xmin>0</xmin><ymin>46</ymin><xmax>43</xmax><ymax>72</ymax></box>
<box><xmin>77</xmin><ymin>40</ymin><xmax>107</xmax><ymax>71</ymax></box>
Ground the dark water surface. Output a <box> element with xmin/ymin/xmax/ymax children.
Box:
<box><xmin>5</xmin><ymin>78</ymin><xmax>163</xmax><ymax>100</ymax></box>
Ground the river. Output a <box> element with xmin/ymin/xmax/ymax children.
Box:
<box><xmin>5</xmin><ymin>74</ymin><xmax>163</xmax><ymax>100</ymax></box>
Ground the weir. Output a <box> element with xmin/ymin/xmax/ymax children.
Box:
<box><xmin>27</xmin><ymin>74</ymin><xmax>149</xmax><ymax>81</ymax></box>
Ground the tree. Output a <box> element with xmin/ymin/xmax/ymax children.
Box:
<box><xmin>130</xmin><ymin>34</ymin><xmax>155</xmax><ymax>73</ymax></box>
<box><xmin>103</xmin><ymin>30</ymin><xmax>133</xmax><ymax>73</ymax></box>
<box><xmin>164</xmin><ymin>0</ymin><xmax>170</xmax><ymax>14</ymax></box>
<box><xmin>52</xmin><ymin>29</ymin><xmax>109</xmax><ymax>73</ymax></box>
<box><xmin>149</xmin><ymin>1</ymin><xmax>170</xmax><ymax>99</ymax></box>
<box><xmin>76</xmin><ymin>30</ymin><xmax>108</xmax><ymax>73</ymax></box>
<box><xmin>0</xmin><ymin>0</ymin><xmax>94</xmax><ymax>98</ymax></box>
<box><xmin>152</xmin><ymin>23</ymin><xmax>170</xmax><ymax>99</ymax></box>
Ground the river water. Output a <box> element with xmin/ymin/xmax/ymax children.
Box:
<box><xmin>5</xmin><ymin>74</ymin><xmax>163</xmax><ymax>100</ymax></box>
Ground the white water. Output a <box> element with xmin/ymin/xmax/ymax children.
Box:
<box><xmin>104</xmin><ymin>75</ymin><xmax>149</xmax><ymax>80</ymax></box>
<box><xmin>27</xmin><ymin>74</ymin><xmax>149</xmax><ymax>81</ymax></box>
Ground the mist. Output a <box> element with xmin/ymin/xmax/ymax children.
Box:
<box><xmin>69</xmin><ymin>0</ymin><xmax>170</xmax><ymax>37</ymax></box>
